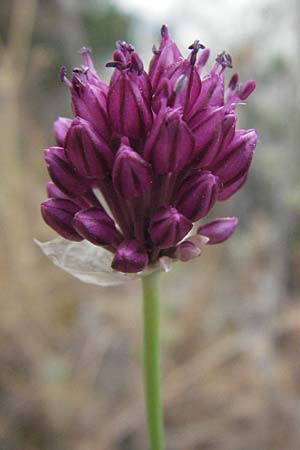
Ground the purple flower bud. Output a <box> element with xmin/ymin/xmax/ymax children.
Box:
<box><xmin>41</xmin><ymin>198</ymin><xmax>83</xmax><ymax>241</ymax></box>
<box><xmin>197</xmin><ymin>217</ymin><xmax>238</xmax><ymax>244</ymax></box>
<box><xmin>174</xmin><ymin>235</ymin><xmax>209</xmax><ymax>261</ymax></box>
<box><xmin>227</xmin><ymin>73</ymin><xmax>239</xmax><ymax>91</ymax></box>
<box><xmin>176</xmin><ymin>171</ymin><xmax>220</xmax><ymax>221</ymax></box>
<box><xmin>189</xmin><ymin>106</ymin><xmax>226</xmax><ymax>166</ymax></box>
<box><xmin>44</xmin><ymin>146</ymin><xmax>87</xmax><ymax>197</ymax></box>
<box><xmin>65</xmin><ymin>117</ymin><xmax>114</xmax><ymax>180</ymax></box>
<box><xmin>238</xmin><ymin>80</ymin><xmax>256</xmax><ymax>100</ymax></box>
<box><xmin>144</xmin><ymin>108</ymin><xmax>195</xmax><ymax>174</ymax></box>
<box><xmin>111</xmin><ymin>240</ymin><xmax>149</xmax><ymax>273</ymax></box>
<box><xmin>73</xmin><ymin>207</ymin><xmax>122</xmax><ymax>247</ymax></box>
<box><xmin>149</xmin><ymin>206</ymin><xmax>192</xmax><ymax>249</ymax></box>
<box><xmin>46</xmin><ymin>181</ymin><xmax>66</xmax><ymax>198</ymax></box>
<box><xmin>46</xmin><ymin>182</ymin><xmax>94</xmax><ymax>211</ymax></box>
<box><xmin>112</xmin><ymin>144</ymin><xmax>152</xmax><ymax>199</ymax></box>
<box><xmin>64</xmin><ymin>68</ymin><xmax>110</xmax><ymax>140</ymax></box>
<box><xmin>53</xmin><ymin>117</ymin><xmax>72</xmax><ymax>147</ymax></box>
<box><xmin>107</xmin><ymin>55</ymin><xmax>153</xmax><ymax>139</ymax></box>
<box><xmin>149</xmin><ymin>24</ymin><xmax>182</xmax><ymax>91</ymax></box>
<box><xmin>211</xmin><ymin>129</ymin><xmax>257</xmax><ymax>200</ymax></box>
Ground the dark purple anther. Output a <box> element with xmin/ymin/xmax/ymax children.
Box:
<box><xmin>149</xmin><ymin>206</ymin><xmax>192</xmax><ymax>249</ymax></box>
<box><xmin>112</xmin><ymin>144</ymin><xmax>152</xmax><ymax>199</ymax></box>
<box><xmin>188</xmin><ymin>40</ymin><xmax>205</xmax><ymax>66</ymax></box>
<box><xmin>176</xmin><ymin>171</ymin><xmax>220</xmax><ymax>222</ymax></box>
<box><xmin>216</xmin><ymin>51</ymin><xmax>233</xmax><ymax>68</ymax></box>
<box><xmin>197</xmin><ymin>217</ymin><xmax>238</xmax><ymax>244</ymax></box>
<box><xmin>41</xmin><ymin>198</ymin><xmax>83</xmax><ymax>241</ymax></box>
<box><xmin>73</xmin><ymin>207</ymin><xmax>122</xmax><ymax>247</ymax></box>
<box><xmin>111</xmin><ymin>240</ymin><xmax>149</xmax><ymax>273</ymax></box>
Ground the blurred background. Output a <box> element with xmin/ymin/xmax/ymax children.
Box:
<box><xmin>0</xmin><ymin>0</ymin><xmax>300</xmax><ymax>449</ymax></box>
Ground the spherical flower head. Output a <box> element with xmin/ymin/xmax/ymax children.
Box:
<box><xmin>38</xmin><ymin>25</ymin><xmax>257</xmax><ymax>285</ymax></box>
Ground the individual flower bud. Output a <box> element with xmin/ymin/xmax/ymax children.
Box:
<box><xmin>53</xmin><ymin>117</ymin><xmax>72</xmax><ymax>147</ymax></box>
<box><xmin>144</xmin><ymin>108</ymin><xmax>195</xmax><ymax>174</ymax></box>
<box><xmin>73</xmin><ymin>207</ymin><xmax>122</xmax><ymax>247</ymax></box>
<box><xmin>107</xmin><ymin>53</ymin><xmax>153</xmax><ymax>140</ymax></box>
<box><xmin>111</xmin><ymin>240</ymin><xmax>149</xmax><ymax>273</ymax></box>
<box><xmin>149</xmin><ymin>24</ymin><xmax>182</xmax><ymax>91</ymax></box>
<box><xmin>112</xmin><ymin>144</ymin><xmax>152</xmax><ymax>199</ymax></box>
<box><xmin>149</xmin><ymin>206</ymin><xmax>192</xmax><ymax>249</ymax></box>
<box><xmin>46</xmin><ymin>181</ymin><xmax>90</xmax><ymax>209</ymax></box>
<box><xmin>189</xmin><ymin>106</ymin><xmax>226</xmax><ymax>165</ymax></box>
<box><xmin>65</xmin><ymin>117</ymin><xmax>114</xmax><ymax>180</ymax></box>
<box><xmin>61</xmin><ymin>66</ymin><xmax>110</xmax><ymax>140</ymax></box>
<box><xmin>238</xmin><ymin>80</ymin><xmax>256</xmax><ymax>100</ymax></box>
<box><xmin>176</xmin><ymin>171</ymin><xmax>220</xmax><ymax>222</ymax></box>
<box><xmin>174</xmin><ymin>235</ymin><xmax>209</xmax><ymax>261</ymax></box>
<box><xmin>44</xmin><ymin>147</ymin><xmax>87</xmax><ymax>197</ymax></box>
<box><xmin>211</xmin><ymin>129</ymin><xmax>257</xmax><ymax>200</ymax></box>
<box><xmin>197</xmin><ymin>217</ymin><xmax>238</xmax><ymax>244</ymax></box>
<box><xmin>41</xmin><ymin>198</ymin><xmax>83</xmax><ymax>241</ymax></box>
<box><xmin>218</xmin><ymin>113</ymin><xmax>236</xmax><ymax>153</ymax></box>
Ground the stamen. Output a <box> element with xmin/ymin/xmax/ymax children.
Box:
<box><xmin>59</xmin><ymin>66</ymin><xmax>72</xmax><ymax>88</ymax></box>
<box><xmin>72</xmin><ymin>66</ymin><xmax>88</xmax><ymax>74</ymax></box>
<box><xmin>130</xmin><ymin>52</ymin><xmax>144</xmax><ymax>75</ymax></box>
<box><xmin>105</xmin><ymin>61</ymin><xmax>124</xmax><ymax>70</ymax></box>
<box><xmin>116</xmin><ymin>40</ymin><xmax>135</xmax><ymax>54</ymax></box>
<box><xmin>188</xmin><ymin>40</ymin><xmax>205</xmax><ymax>66</ymax></box>
<box><xmin>216</xmin><ymin>51</ymin><xmax>233</xmax><ymax>69</ymax></box>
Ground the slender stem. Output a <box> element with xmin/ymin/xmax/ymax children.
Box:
<box><xmin>142</xmin><ymin>272</ymin><xmax>165</xmax><ymax>450</ymax></box>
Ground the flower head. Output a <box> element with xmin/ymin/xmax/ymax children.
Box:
<box><xmin>39</xmin><ymin>26</ymin><xmax>257</xmax><ymax>285</ymax></box>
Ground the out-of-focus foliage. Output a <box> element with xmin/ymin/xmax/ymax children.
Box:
<box><xmin>0</xmin><ymin>0</ymin><xmax>299</xmax><ymax>449</ymax></box>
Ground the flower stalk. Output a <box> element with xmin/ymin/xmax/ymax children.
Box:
<box><xmin>142</xmin><ymin>272</ymin><xmax>165</xmax><ymax>450</ymax></box>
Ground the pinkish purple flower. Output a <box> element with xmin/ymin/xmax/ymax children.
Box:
<box><xmin>39</xmin><ymin>25</ymin><xmax>257</xmax><ymax>283</ymax></box>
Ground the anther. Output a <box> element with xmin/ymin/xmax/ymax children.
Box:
<box><xmin>216</xmin><ymin>51</ymin><xmax>233</xmax><ymax>68</ymax></box>
<box><xmin>188</xmin><ymin>40</ymin><xmax>205</xmax><ymax>66</ymax></box>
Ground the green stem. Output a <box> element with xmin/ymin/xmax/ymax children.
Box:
<box><xmin>142</xmin><ymin>272</ymin><xmax>165</xmax><ymax>450</ymax></box>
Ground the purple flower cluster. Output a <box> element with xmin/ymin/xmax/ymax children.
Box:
<box><xmin>41</xmin><ymin>25</ymin><xmax>257</xmax><ymax>274</ymax></box>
